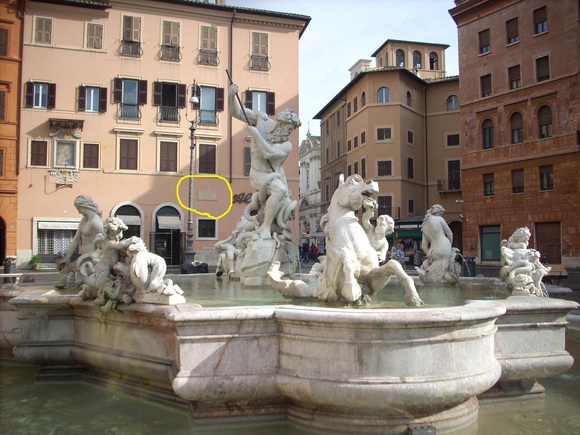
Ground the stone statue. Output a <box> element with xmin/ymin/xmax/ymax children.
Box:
<box><xmin>57</xmin><ymin>201</ymin><xmax>185</xmax><ymax>311</ymax></box>
<box><xmin>215</xmin><ymin>215</ymin><xmax>257</xmax><ymax>278</ymax></box>
<box><xmin>57</xmin><ymin>195</ymin><xmax>104</xmax><ymax>288</ymax></box>
<box><xmin>268</xmin><ymin>174</ymin><xmax>423</xmax><ymax>307</ymax></box>
<box><xmin>417</xmin><ymin>204</ymin><xmax>460</xmax><ymax>284</ymax></box>
<box><xmin>217</xmin><ymin>83</ymin><xmax>301</xmax><ymax>286</ymax></box>
<box><xmin>500</xmin><ymin>227</ymin><xmax>550</xmax><ymax>297</ymax></box>
<box><xmin>361</xmin><ymin>198</ymin><xmax>394</xmax><ymax>264</ymax></box>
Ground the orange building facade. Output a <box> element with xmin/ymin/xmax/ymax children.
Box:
<box><xmin>451</xmin><ymin>0</ymin><xmax>580</xmax><ymax>267</ymax></box>
<box><xmin>16</xmin><ymin>0</ymin><xmax>308</xmax><ymax>267</ymax></box>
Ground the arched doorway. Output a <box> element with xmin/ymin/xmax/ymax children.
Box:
<box><xmin>153</xmin><ymin>205</ymin><xmax>182</xmax><ymax>266</ymax></box>
<box><xmin>114</xmin><ymin>204</ymin><xmax>142</xmax><ymax>240</ymax></box>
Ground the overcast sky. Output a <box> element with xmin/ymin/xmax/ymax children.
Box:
<box><xmin>228</xmin><ymin>0</ymin><xmax>460</xmax><ymax>143</ymax></box>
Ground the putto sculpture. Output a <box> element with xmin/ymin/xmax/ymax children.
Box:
<box><xmin>215</xmin><ymin>83</ymin><xmax>301</xmax><ymax>286</ymax></box>
<box><xmin>417</xmin><ymin>204</ymin><xmax>460</xmax><ymax>284</ymax></box>
<box><xmin>500</xmin><ymin>226</ymin><xmax>550</xmax><ymax>297</ymax></box>
<box><xmin>58</xmin><ymin>198</ymin><xmax>184</xmax><ymax>312</ymax></box>
<box><xmin>268</xmin><ymin>174</ymin><xmax>423</xmax><ymax>307</ymax></box>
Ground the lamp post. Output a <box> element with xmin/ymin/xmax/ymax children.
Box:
<box><xmin>181</xmin><ymin>82</ymin><xmax>199</xmax><ymax>273</ymax></box>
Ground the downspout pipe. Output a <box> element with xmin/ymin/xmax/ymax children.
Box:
<box><xmin>228</xmin><ymin>10</ymin><xmax>236</xmax><ymax>184</ymax></box>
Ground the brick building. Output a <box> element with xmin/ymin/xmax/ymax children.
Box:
<box><xmin>450</xmin><ymin>0</ymin><xmax>580</xmax><ymax>267</ymax></box>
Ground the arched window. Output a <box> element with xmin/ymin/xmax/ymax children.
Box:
<box><xmin>510</xmin><ymin>112</ymin><xmax>524</xmax><ymax>144</ymax></box>
<box><xmin>429</xmin><ymin>52</ymin><xmax>439</xmax><ymax>70</ymax></box>
<box><xmin>413</xmin><ymin>51</ymin><xmax>422</xmax><ymax>69</ymax></box>
<box><xmin>377</xmin><ymin>87</ymin><xmax>390</xmax><ymax>103</ymax></box>
<box><xmin>406</xmin><ymin>91</ymin><xmax>412</xmax><ymax>107</ymax></box>
<box><xmin>538</xmin><ymin>105</ymin><xmax>552</xmax><ymax>138</ymax></box>
<box><xmin>447</xmin><ymin>95</ymin><xmax>459</xmax><ymax>111</ymax></box>
<box><xmin>361</xmin><ymin>91</ymin><xmax>366</xmax><ymax>107</ymax></box>
<box><xmin>482</xmin><ymin>119</ymin><xmax>494</xmax><ymax>149</ymax></box>
<box><xmin>396</xmin><ymin>49</ymin><xmax>405</xmax><ymax>67</ymax></box>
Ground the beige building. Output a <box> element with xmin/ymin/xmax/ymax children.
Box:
<box><xmin>298</xmin><ymin>130</ymin><xmax>323</xmax><ymax>249</ymax></box>
<box><xmin>315</xmin><ymin>40</ymin><xmax>462</xmax><ymax>253</ymax></box>
<box><xmin>0</xmin><ymin>0</ymin><xmax>23</xmax><ymax>263</ymax></box>
<box><xmin>450</xmin><ymin>0</ymin><xmax>580</xmax><ymax>267</ymax></box>
<box><xmin>17</xmin><ymin>0</ymin><xmax>309</xmax><ymax>267</ymax></box>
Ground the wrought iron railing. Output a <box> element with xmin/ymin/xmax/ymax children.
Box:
<box><xmin>437</xmin><ymin>178</ymin><xmax>462</xmax><ymax>192</ymax></box>
<box><xmin>249</xmin><ymin>55</ymin><xmax>270</xmax><ymax>71</ymax></box>
<box><xmin>159</xmin><ymin>106</ymin><xmax>179</xmax><ymax>122</ymax></box>
<box><xmin>198</xmin><ymin>49</ymin><xmax>219</xmax><ymax>66</ymax></box>
<box><xmin>119</xmin><ymin>40</ymin><xmax>142</xmax><ymax>57</ymax></box>
<box><xmin>159</xmin><ymin>45</ymin><xmax>181</xmax><ymax>61</ymax></box>
<box><xmin>119</xmin><ymin>103</ymin><xmax>140</xmax><ymax>120</ymax></box>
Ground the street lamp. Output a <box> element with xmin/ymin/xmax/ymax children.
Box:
<box><xmin>181</xmin><ymin>81</ymin><xmax>199</xmax><ymax>273</ymax></box>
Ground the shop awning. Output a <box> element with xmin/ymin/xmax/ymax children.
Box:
<box><xmin>395</xmin><ymin>229</ymin><xmax>423</xmax><ymax>238</ymax></box>
<box><xmin>157</xmin><ymin>216</ymin><xmax>182</xmax><ymax>230</ymax></box>
<box><xmin>116</xmin><ymin>215</ymin><xmax>141</xmax><ymax>226</ymax></box>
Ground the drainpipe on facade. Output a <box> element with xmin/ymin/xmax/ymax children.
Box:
<box><xmin>424</xmin><ymin>84</ymin><xmax>429</xmax><ymax>209</ymax></box>
<box><xmin>228</xmin><ymin>10</ymin><xmax>236</xmax><ymax>184</ymax></box>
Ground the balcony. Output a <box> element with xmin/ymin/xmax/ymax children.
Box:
<box><xmin>159</xmin><ymin>106</ymin><xmax>179</xmax><ymax>122</ymax></box>
<box><xmin>199</xmin><ymin>109</ymin><xmax>217</xmax><ymax>126</ymax></box>
<box><xmin>198</xmin><ymin>49</ymin><xmax>219</xmax><ymax>66</ymax></box>
<box><xmin>437</xmin><ymin>178</ymin><xmax>462</xmax><ymax>193</ymax></box>
<box><xmin>159</xmin><ymin>45</ymin><xmax>181</xmax><ymax>62</ymax></box>
<box><xmin>249</xmin><ymin>55</ymin><xmax>270</xmax><ymax>71</ymax></box>
<box><xmin>118</xmin><ymin>103</ymin><xmax>140</xmax><ymax>120</ymax></box>
<box><xmin>119</xmin><ymin>40</ymin><xmax>142</xmax><ymax>57</ymax></box>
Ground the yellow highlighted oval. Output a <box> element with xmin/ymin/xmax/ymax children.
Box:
<box><xmin>176</xmin><ymin>174</ymin><xmax>233</xmax><ymax>220</ymax></box>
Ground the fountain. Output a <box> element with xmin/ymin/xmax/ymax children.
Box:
<box><xmin>1</xmin><ymin>89</ymin><xmax>578</xmax><ymax>433</ymax></box>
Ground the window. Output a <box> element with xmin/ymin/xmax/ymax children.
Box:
<box><xmin>35</xmin><ymin>17</ymin><xmax>52</xmax><ymax>44</ymax></box>
<box><xmin>361</xmin><ymin>131</ymin><xmax>366</xmax><ymax>145</ymax></box>
<box><xmin>479</xmin><ymin>29</ymin><xmax>491</xmax><ymax>54</ymax></box>
<box><xmin>199</xmin><ymin>143</ymin><xmax>216</xmax><ymax>174</ymax></box>
<box><xmin>336</xmin><ymin>140</ymin><xmax>340</xmax><ymax>156</ymax></box>
<box><xmin>481</xmin><ymin>225</ymin><xmax>501</xmax><ymax>261</ymax></box>
<box><xmin>119</xmin><ymin>138</ymin><xmax>138</xmax><ymax>170</ymax></box>
<box><xmin>55</xmin><ymin>140</ymin><xmax>76</xmax><ymax>167</ymax></box>
<box><xmin>377</xmin><ymin>127</ymin><xmax>392</xmax><ymax>141</ymax></box>
<box><xmin>0</xmin><ymin>28</ymin><xmax>8</xmax><ymax>56</ymax></box>
<box><xmin>407</xmin><ymin>157</ymin><xmax>414</xmax><ymax>179</ymax></box>
<box><xmin>483</xmin><ymin>173</ymin><xmax>495</xmax><ymax>196</ymax></box>
<box><xmin>534</xmin><ymin>7</ymin><xmax>548</xmax><ymax>34</ymax></box>
<box><xmin>30</xmin><ymin>140</ymin><xmax>48</xmax><ymax>166</ymax></box>
<box><xmin>113</xmin><ymin>78</ymin><xmax>147</xmax><ymax>119</ymax></box>
<box><xmin>159</xmin><ymin>141</ymin><xmax>177</xmax><ymax>172</ymax></box>
<box><xmin>508</xmin><ymin>65</ymin><xmax>521</xmax><ymax>89</ymax></box>
<box><xmin>0</xmin><ymin>149</ymin><xmax>3</xmax><ymax>177</ymax></box>
<box><xmin>408</xmin><ymin>199</ymin><xmax>415</xmax><ymax>214</ymax></box>
<box><xmin>250</xmin><ymin>32</ymin><xmax>269</xmax><ymax>71</ymax></box>
<box><xmin>347</xmin><ymin>139</ymin><xmax>352</xmax><ymax>152</ymax></box>
<box><xmin>199</xmin><ymin>26</ymin><xmax>219</xmax><ymax>65</ymax></box>
<box><xmin>413</xmin><ymin>51</ymin><xmax>422</xmax><ymax>69</ymax></box>
<box><xmin>378</xmin><ymin>160</ymin><xmax>392</xmax><ymax>177</ymax></box>
<box><xmin>353</xmin><ymin>135</ymin><xmax>358</xmax><ymax>148</ymax></box>
<box><xmin>153</xmin><ymin>82</ymin><xmax>186</xmax><ymax>122</ymax></box>
<box><xmin>121</xmin><ymin>16</ymin><xmax>141</xmax><ymax>57</ymax></box>
<box><xmin>429</xmin><ymin>52</ymin><xmax>438</xmax><ymax>70</ymax></box>
<box><xmin>361</xmin><ymin>92</ymin><xmax>366</xmax><ymax>107</ymax></box>
<box><xmin>78</xmin><ymin>86</ymin><xmax>107</xmax><ymax>113</ymax></box>
<box><xmin>448</xmin><ymin>160</ymin><xmax>461</xmax><ymax>190</ymax></box>
<box><xmin>512</xmin><ymin>169</ymin><xmax>524</xmax><ymax>193</ymax></box>
<box><xmin>336</xmin><ymin>111</ymin><xmax>340</xmax><ymax>126</ymax></box>
<box><xmin>361</xmin><ymin>158</ymin><xmax>366</xmax><ymax>179</ymax></box>
<box><xmin>347</xmin><ymin>102</ymin><xmax>351</xmax><ymax>117</ymax></box>
<box><xmin>354</xmin><ymin>161</ymin><xmax>359</xmax><ymax>175</ymax></box>
<box><xmin>482</xmin><ymin>119</ymin><xmax>494</xmax><ymax>149</ymax></box>
<box><xmin>378</xmin><ymin>196</ymin><xmax>392</xmax><ymax>217</ymax></box>
<box><xmin>244</xmin><ymin>147</ymin><xmax>251</xmax><ymax>176</ymax></box>
<box><xmin>0</xmin><ymin>90</ymin><xmax>5</xmax><ymax>121</ymax></box>
<box><xmin>447</xmin><ymin>95</ymin><xmax>459</xmax><ymax>111</ymax></box>
<box><xmin>406</xmin><ymin>91</ymin><xmax>412</xmax><ymax>106</ymax></box>
<box><xmin>353</xmin><ymin>96</ymin><xmax>358</xmax><ymax>113</ymax></box>
<box><xmin>540</xmin><ymin>165</ymin><xmax>553</xmax><ymax>190</ymax></box>
<box><xmin>447</xmin><ymin>134</ymin><xmax>460</xmax><ymax>147</ymax></box>
<box><xmin>160</xmin><ymin>21</ymin><xmax>181</xmax><ymax>61</ymax></box>
<box><xmin>538</xmin><ymin>105</ymin><xmax>552</xmax><ymax>138</ymax></box>
<box><xmin>25</xmin><ymin>82</ymin><xmax>56</xmax><ymax>109</ymax></box>
<box><xmin>510</xmin><ymin>112</ymin><xmax>524</xmax><ymax>144</ymax></box>
<box><xmin>407</xmin><ymin>131</ymin><xmax>414</xmax><ymax>144</ymax></box>
<box><xmin>86</xmin><ymin>23</ymin><xmax>103</xmax><ymax>49</ymax></box>
<box><xmin>377</xmin><ymin>87</ymin><xmax>390</xmax><ymax>103</ymax></box>
<box><xmin>536</xmin><ymin>55</ymin><xmax>550</xmax><ymax>82</ymax></box>
<box><xmin>347</xmin><ymin>165</ymin><xmax>352</xmax><ymax>176</ymax></box>
<box><xmin>481</xmin><ymin>74</ymin><xmax>492</xmax><ymax>97</ymax></box>
<box><xmin>197</xmin><ymin>219</ymin><xmax>216</xmax><ymax>239</ymax></box>
<box><xmin>506</xmin><ymin>18</ymin><xmax>519</xmax><ymax>44</ymax></box>
<box><xmin>245</xmin><ymin>89</ymin><xmax>274</xmax><ymax>115</ymax></box>
<box><xmin>396</xmin><ymin>49</ymin><xmax>405</xmax><ymax>67</ymax></box>
<box><xmin>198</xmin><ymin>86</ymin><xmax>224</xmax><ymax>125</ymax></box>
<box><xmin>82</xmin><ymin>143</ymin><xmax>99</xmax><ymax>169</ymax></box>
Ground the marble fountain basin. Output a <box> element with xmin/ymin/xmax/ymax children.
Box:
<box><xmin>2</xmin><ymin>276</ymin><xmax>577</xmax><ymax>434</ymax></box>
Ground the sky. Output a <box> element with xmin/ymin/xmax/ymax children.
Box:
<box><xmin>228</xmin><ymin>0</ymin><xmax>460</xmax><ymax>143</ymax></box>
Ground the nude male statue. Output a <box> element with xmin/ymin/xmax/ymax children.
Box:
<box><xmin>228</xmin><ymin>83</ymin><xmax>301</xmax><ymax>239</ymax></box>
